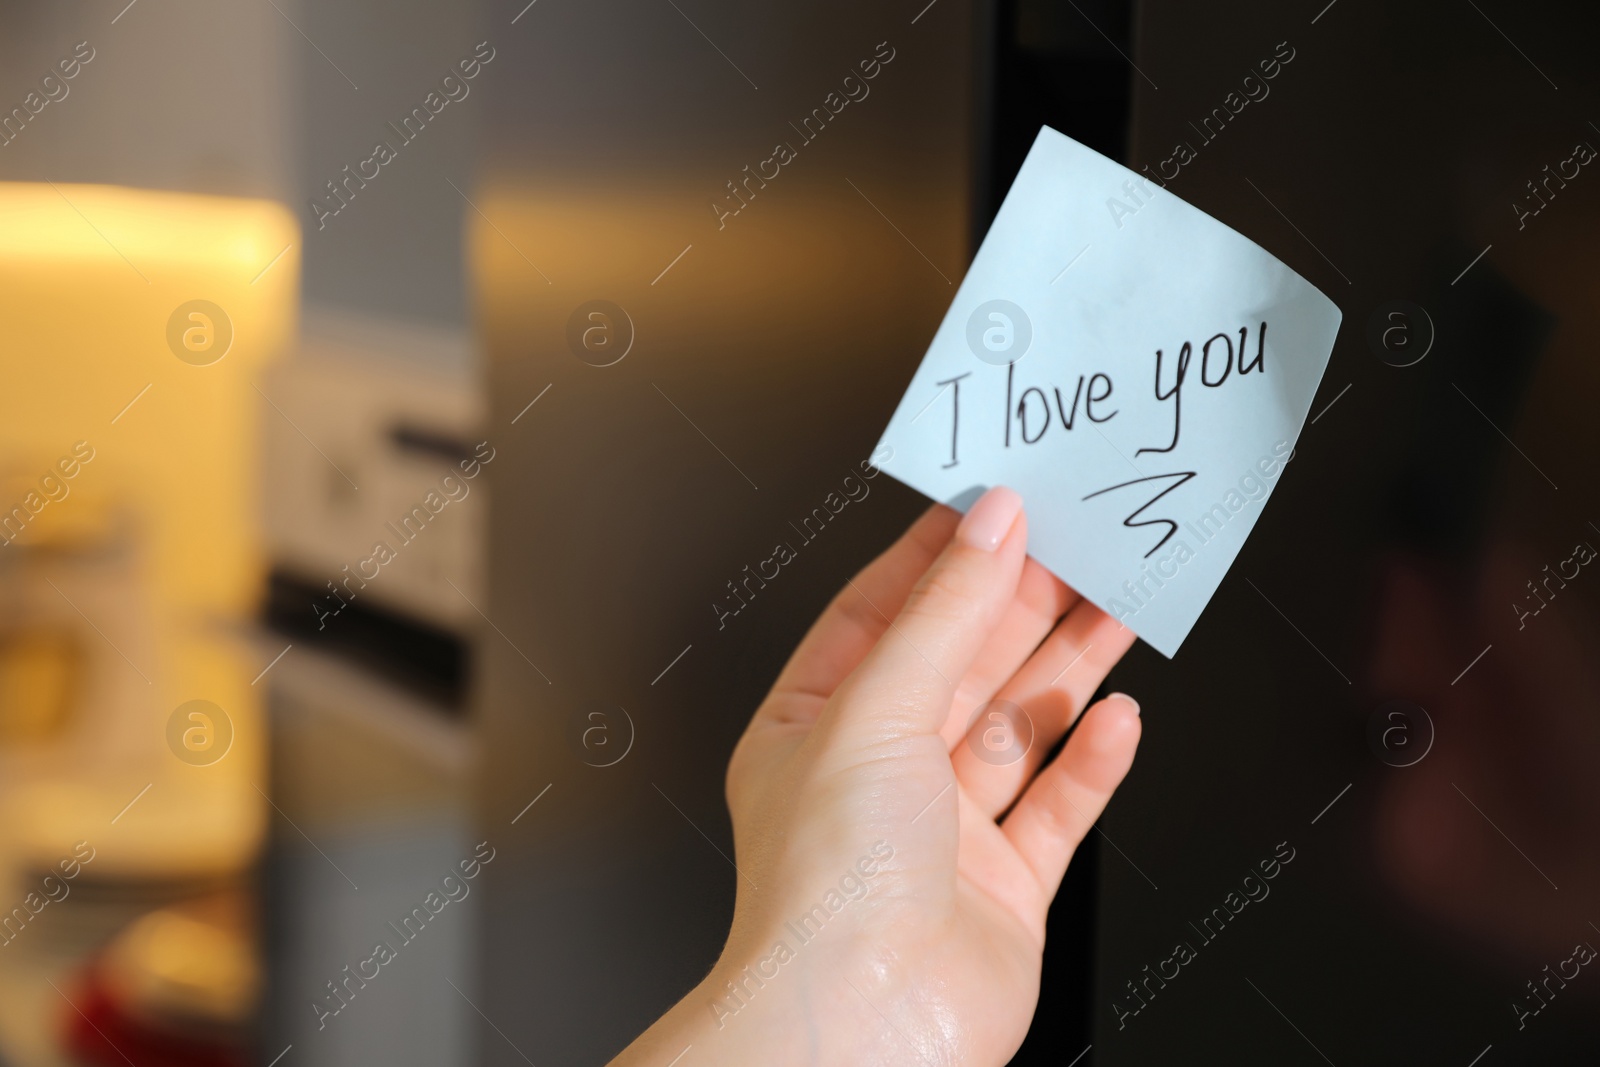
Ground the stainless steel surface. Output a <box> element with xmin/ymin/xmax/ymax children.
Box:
<box><xmin>475</xmin><ymin>2</ymin><xmax>982</xmax><ymax>1063</ymax></box>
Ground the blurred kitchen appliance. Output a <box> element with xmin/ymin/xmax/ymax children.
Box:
<box><xmin>257</xmin><ymin>307</ymin><xmax>482</xmax><ymax>1067</ymax></box>
<box><xmin>258</xmin><ymin>307</ymin><xmax>486</xmax><ymax>708</ymax></box>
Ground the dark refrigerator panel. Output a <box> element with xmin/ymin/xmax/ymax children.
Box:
<box><xmin>1092</xmin><ymin>2</ymin><xmax>1600</xmax><ymax>1064</ymax></box>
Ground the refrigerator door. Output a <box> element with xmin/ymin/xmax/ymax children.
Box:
<box><xmin>1093</xmin><ymin>1</ymin><xmax>1600</xmax><ymax>1063</ymax></box>
<box><xmin>474</xmin><ymin>3</ymin><xmax>982</xmax><ymax>1064</ymax></box>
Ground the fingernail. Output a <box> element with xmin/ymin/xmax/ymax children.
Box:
<box><xmin>1107</xmin><ymin>692</ymin><xmax>1141</xmax><ymax>717</ymax></box>
<box><xmin>955</xmin><ymin>486</ymin><xmax>1023</xmax><ymax>551</ymax></box>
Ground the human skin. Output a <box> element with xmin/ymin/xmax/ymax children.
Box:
<box><xmin>610</xmin><ymin>487</ymin><xmax>1142</xmax><ymax>1066</ymax></box>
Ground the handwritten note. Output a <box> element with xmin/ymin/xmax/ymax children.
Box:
<box><xmin>874</xmin><ymin>126</ymin><xmax>1342</xmax><ymax>657</ymax></box>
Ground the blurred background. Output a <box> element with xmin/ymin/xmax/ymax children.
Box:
<box><xmin>0</xmin><ymin>0</ymin><xmax>1597</xmax><ymax>1065</ymax></box>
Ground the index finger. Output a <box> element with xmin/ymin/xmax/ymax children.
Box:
<box><xmin>766</xmin><ymin>503</ymin><xmax>957</xmax><ymax>706</ymax></box>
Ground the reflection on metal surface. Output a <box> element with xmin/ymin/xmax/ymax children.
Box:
<box><xmin>475</xmin><ymin>1</ymin><xmax>981</xmax><ymax>1061</ymax></box>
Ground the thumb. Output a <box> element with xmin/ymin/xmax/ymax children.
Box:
<box><xmin>829</xmin><ymin>486</ymin><xmax>1027</xmax><ymax>741</ymax></box>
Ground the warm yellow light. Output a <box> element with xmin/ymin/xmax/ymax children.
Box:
<box><xmin>0</xmin><ymin>183</ymin><xmax>299</xmax><ymax>880</ymax></box>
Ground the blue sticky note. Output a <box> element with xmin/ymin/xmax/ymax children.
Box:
<box><xmin>874</xmin><ymin>126</ymin><xmax>1342</xmax><ymax>657</ymax></box>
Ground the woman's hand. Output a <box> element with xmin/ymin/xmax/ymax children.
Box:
<box><xmin>613</xmin><ymin>488</ymin><xmax>1142</xmax><ymax>1067</ymax></box>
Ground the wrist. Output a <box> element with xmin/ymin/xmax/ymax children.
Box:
<box><xmin>608</xmin><ymin>965</ymin><xmax>802</xmax><ymax>1067</ymax></box>
<box><xmin>612</xmin><ymin>944</ymin><xmax>864</xmax><ymax>1067</ymax></box>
